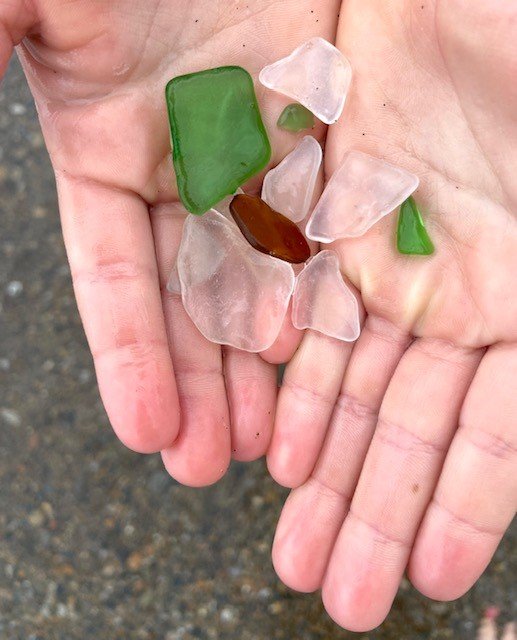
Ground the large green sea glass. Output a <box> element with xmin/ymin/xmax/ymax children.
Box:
<box><xmin>397</xmin><ymin>196</ymin><xmax>435</xmax><ymax>256</ymax></box>
<box><xmin>166</xmin><ymin>66</ymin><xmax>271</xmax><ymax>215</ymax></box>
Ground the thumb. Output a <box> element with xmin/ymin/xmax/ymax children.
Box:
<box><xmin>0</xmin><ymin>0</ymin><xmax>37</xmax><ymax>79</ymax></box>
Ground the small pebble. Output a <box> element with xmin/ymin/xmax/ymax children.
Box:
<box><xmin>6</xmin><ymin>280</ymin><xmax>23</xmax><ymax>297</ymax></box>
<box><xmin>9</xmin><ymin>103</ymin><xmax>26</xmax><ymax>116</ymax></box>
<box><xmin>78</xmin><ymin>369</ymin><xmax>91</xmax><ymax>384</ymax></box>
<box><xmin>32</xmin><ymin>206</ymin><xmax>47</xmax><ymax>218</ymax></box>
<box><xmin>28</xmin><ymin>509</ymin><xmax>45</xmax><ymax>527</ymax></box>
<box><xmin>1</xmin><ymin>407</ymin><xmax>21</xmax><ymax>426</ymax></box>
<box><xmin>220</xmin><ymin>606</ymin><xmax>237</xmax><ymax>624</ymax></box>
<box><xmin>42</xmin><ymin>359</ymin><xmax>55</xmax><ymax>372</ymax></box>
<box><xmin>268</xmin><ymin>601</ymin><xmax>284</xmax><ymax>615</ymax></box>
<box><xmin>251</xmin><ymin>495</ymin><xmax>264</xmax><ymax>508</ymax></box>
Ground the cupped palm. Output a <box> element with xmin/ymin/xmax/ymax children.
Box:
<box><xmin>269</xmin><ymin>0</ymin><xmax>517</xmax><ymax>631</ymax></box>
<box><xmin>8</xmin><ymin>0</ymin><xmax>339</xmax><ymax>484</ymax></box>
<box><xmin>3</xmin><ymin>0</ymin><xmax>516</xmax><ymax>632</ymax></box>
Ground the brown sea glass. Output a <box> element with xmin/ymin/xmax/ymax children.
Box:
<box><xmin>230</xmin><ymin>194</ymin><xmax>311</xmax><ymax>264</ymax></box>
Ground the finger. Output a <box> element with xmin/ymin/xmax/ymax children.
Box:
<box><xmin>151</xmin><ymin>203</ymin><xmax>231</xmax><ymax>487</ymax></box>
<box><xmin>57</xmin><ymin>174</ymin><xmax>180</xmax><ymax>453</ymax></box>
<box><xmin>322</xmin><ymin>338</ymin><xmax>481</xmax><ymax>632</ymax></box>
<box><xmin>409</xmin><ymin>342</ymin><xmax>517</xmax><ymax>601</ymax></box>
<box><xmin>273</xmin><ymin>316</ymin><xmax>410</xmax><ymax>591</ymax></box>
<box><xmin>223</xmin><ymin>347</ymin><xmax>277</xmax><ymax>462</ymax></box>
<box><xmin>267</xmin><ymin>331</ymin><xmax>355</xmax><ymax>488</ymax></box>
<box><xmin>268</xmin><ymin>272</ymin><xmax>366</xmax><ymax>488</ymax></box>
<box><xmin>260</xmin><ymin>300</ymin><xmax>304</xmax><ymax>364</ymax></box>
<box><xmin>2</xmin><ymin>5</ymin><xmax>34</xmax><ymax>77</ymax></box>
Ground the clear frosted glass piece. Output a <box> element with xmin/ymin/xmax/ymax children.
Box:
<box><xmin>306</xmin><ymin>150</ymin><xmax>419</xmax><ymax>242</ymax></box>
<box><xmin>259</xmin><ymin>37</ymin><xmax>352</xmax><ymax>125</ymax></box>
<box><xmin>292</xmin><ymin>250</ymin><xmax>360</xmax><ymax>342</ymax></box>
<box><xmin>166</xmin><ymin>189</ymin><xmax>245</xmax><ymax>295</ymax></box>
<box><xmin>178</xmin><ymin>209</ymin><xmax>295</xmax><ymax>352</ymax></box>
<box><xmin>167</xmin><ymin>263</ymin><xmax>182</xmax><ymax>295</ymax></box>
<box><xmin>261</xmin><ymin>136</ymin><xmax>322</xmax><ymax>223</ymax></box>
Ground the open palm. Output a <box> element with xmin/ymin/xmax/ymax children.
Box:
<box><xmin>3</xmin><ymin>0</ymin><xmax>515</xmax><ymax>632</ymax></box>
<box><xmin>5</xmin><ymin>0</ymin><xmax>339</xmax><ymax>485</ymax></box>
<box><xmin>268</xmin><ymin>0</ymin><xmax>517</xmax><ymax>631</ymax></box>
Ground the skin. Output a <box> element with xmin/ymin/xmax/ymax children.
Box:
<box><xmin>269</xmin><ymin>0</ymin><xmax>517</xmax><ymax>631</ymax></box>
<box><xmin>1</xmin><ymin>0</ymin><xmax>515</xmax><ymax>631</ymax></box>
<box><xmin>1</xmin><ymin>0</ymin><xmax>333</xmax><ymax>484</ymax></box>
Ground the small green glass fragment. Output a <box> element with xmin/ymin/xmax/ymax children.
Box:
<box><xmin>277</xmin><ymin>103</ymin><xmax>315</xmax><ymax>132</ymax></box>
<box><xmin>397</xmin><ymin>196</ymin><xmax>435</xmax><ymax>256</ymax></box>
<box><xmin>166</xmin><ymin>66</ymin><xmax>271</xmax><ymax>215</ymax></box>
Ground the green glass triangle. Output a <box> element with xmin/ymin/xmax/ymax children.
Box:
<box><xmin>397</xmin><ymin>196</ymin><xmax>435</xmax><ymax>256</ymax></box>
<box><xmin>277</xmin><ymin>103</ymin><xmax>315</xmax><ymax>132</ymax></box>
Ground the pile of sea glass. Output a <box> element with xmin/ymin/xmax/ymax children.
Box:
<box><xmin>166</xmin><ymin>38</ymin><xmax>434</xmax><ymax>353</ymax></box>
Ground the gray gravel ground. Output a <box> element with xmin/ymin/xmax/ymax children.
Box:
<box><xmin>0</xmin><ymin>56</ymin><xmax>515</xmax><ymax>640</ymax></box>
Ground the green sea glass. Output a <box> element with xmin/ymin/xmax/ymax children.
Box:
<box><xmin>166</xmin><ymin>66</ymin><xmax>271</xmax><ymax>215</ymax></box>
<box><xmin>397</xmin><ymin>196</ymin><xmax>435</xmax><ymax>256</ymax></box>
<box><xmin>277</xmin><ymin>103</ymin><xmax>315</xmax><ymax>132</ymax></box>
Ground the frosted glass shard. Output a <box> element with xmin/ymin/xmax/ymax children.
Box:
<box><xmin>261</xmin><ymin>136</ymin><xmax>322</xmax><ymax>223</ymax></box>
<box><xmin>259</xmin><ymin>38</ymin><xmax>352</xmax><ymax>125</ymax></box>
<box><xmin>167</xmin><ymin>189</ymin><xmax>245</xmax><ymax>296</ymax></box>
<box><xmin>178</xmin><ymin>209</ymin><xmax>295</xmax><ymax>352</ymax></box>
<box><xmin>167</xmin><ymin>263</ymin><xmax>181</xmax><ymax>295</ymax></box>
<box><xmin>306</xmin><ymin>151</ymin><xmax>419</xmax><ymax>242</ymax></box>
<box><xmin>292</xmin><ymin>250</ymin><xmax>360</xmax><ymax>342</ymax></box>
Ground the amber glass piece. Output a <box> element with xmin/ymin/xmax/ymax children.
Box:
<box><xmin>230</xmin><ymin>194</ymin><xmax>311</xmax><ymax>264</ymax></box>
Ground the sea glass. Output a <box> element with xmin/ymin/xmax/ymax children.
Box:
<box><xmin>177</xmin><ymin>209</ymin><xmax>295</xmax><ymax>352</ymax></box>
<box><xmin>167</xmin><ymin>264</ymin><xmax>182</xmax><ymax>295</ymax></box>
<box><xmin>306</xmin><ymin>150</ymin><xmax>419</xmax><ymax>242</ymax></box>
<box><xmin>277</xmin><ymin>103</ymin><xmax>315</xmax><ymax>132</ymax></box>
<box><xmin>261</xmin><ymin>136</ymin><xmax>322</xmax><ymax>223</ymax></box>
<box><xmin>397</xmin><ymin>196</ymin><xmax>435</xmax><ymax>255</ymax></box>
<box><xmin>292</xmin><ymin>250</ymin><xmax>361</xmax><ymax>342</ymax></box>
<box><xmin>230</xmin><ymin>194</ymin><xmax>311</xmax><ymax>264</ymax></box>
<box><xmin>259</xmin><ymin>38</ymin><xmax>352</xmax><ymax>125</ymax></box>
<box><xmin>166</xmin><ymin>66</ymin><xmax>271</xmax><ymax>215</ymax></box>
<box><xmin>166</xmin><ymin>189</ymin><xmax>245</xmax><ymax>295</ymax></box>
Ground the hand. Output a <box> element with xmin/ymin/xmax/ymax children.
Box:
<box><xmin>268</xmin><ymin>0</ymin><xmax>517</xmax><ymax>630</ymax></box>
<box><xmin>2</xmin><ymin>0</ymin><xmax>340</xmax><ymax>485</ymax></box>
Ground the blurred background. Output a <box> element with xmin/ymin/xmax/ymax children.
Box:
<box><xmin>0</xmin><ymin>55</ymin><xmax>515</xmax><ymax>640</ymax></box>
